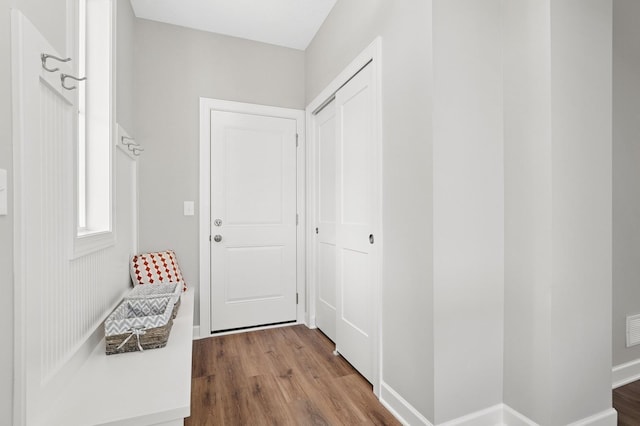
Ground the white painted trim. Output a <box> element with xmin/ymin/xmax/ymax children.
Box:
<box><xmin>71</xmin><ymin>0</ymin><xmax>118</xmax><ymax>259</ymax></box>
<box><xmin>612</xmin><ymin>357</ymin><xmax>640</xmax><ymax>389</ymax></box>
<box><xmin>372</xmin><ymin>397</ymin><xmax>614</xmax><ymax>426</ymax></box>
<box><xmin>502</xmin><ymin>405</ymin><xmax>538</xmax><ymax>426</ymax></box>
<box><xmin>305</xmin><ymin>36</ymin><xmax>383</xmax><ymax>396</ymax></box>
<box><xmin>566</xmin><ymin>408</ymin><xmax>617</xmax><ymax>426</ymax></box>
<box><xmin>437</xmin><ymin>404</ymin><xmax>503</xmax><ymax>426</ymax></box>
<box><xmin>198</xmin><ymin>98</ymin><xmax>305</xmax><ymax>339</ymax></box>
<box><xmin>11</xmin><ymin>11</ymin><xmax>28</xmax><ymax>424</ymax></box>
<box><xmin>379</xmin><ymin>381</ymin><xmax>432</xmax><ymax>426</ymax></box>
<box><xmin>200</xmin><ymin>321</ymin><xmax>305</xmax><ymax>339</ymax></box>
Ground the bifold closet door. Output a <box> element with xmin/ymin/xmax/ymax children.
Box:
<box><xmin>334</xmin><ymin>64</ymin><xmax>377</xmax><ymax>384</ymax></box>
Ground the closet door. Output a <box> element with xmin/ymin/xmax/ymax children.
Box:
<box><xmin>335</xmin><ymin>64</ymin><xmax>378</xmax><ymax>384</ymax></box>
<box><xmin>314</xmin><ymin>101</ymin><xmax>337</xmax><ymax>341</ymax></box>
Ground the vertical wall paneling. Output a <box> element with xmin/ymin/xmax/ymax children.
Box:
<box><xmin>12</xmin><ymin>12</ymin><xmax>137</xmax><ymax>423</ymax></box>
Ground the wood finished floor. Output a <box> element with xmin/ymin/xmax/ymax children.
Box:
<box><xmin>614</xmin><ymin>380</ymin><xmax>640</xmax><ymax>426</ymax></box>
<box><xmin>186</xmin><ymin>325</ymin><xmax>400</xmax><ymax>426</ymax></box>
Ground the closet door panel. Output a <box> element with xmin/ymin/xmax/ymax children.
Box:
<box><xmin>335</xmin><ymin>64</ymin><xmax>377</xmax><ymax>384</ymax></box>
<box><xmin>314</xmin><ymin>101</ymin><xmax>337</xmax><ymax>340</ymax></box>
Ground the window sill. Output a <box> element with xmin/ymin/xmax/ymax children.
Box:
<box><xmin>72</xmin><ymin>230</ymin><xmax>115</xmax><ymax>259</ymax></box>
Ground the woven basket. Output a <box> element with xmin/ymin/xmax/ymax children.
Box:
<box><xmin>125</xmin><ymin>282</ymin><xmax>182</xmax><ymax>319</ymax></box>
<box><xmin>105</xmin><ymin>297</ymin><xmax>174</xmax><ymax>355</ymax></box>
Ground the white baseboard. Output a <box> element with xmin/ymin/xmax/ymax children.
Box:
<box><xmin>437</xmin><ymin>404</ymin><xmax>503</xmax><ymax>426</ymax></box>
<box><xmin>502</xmin><ymin>405</ymin><xmax>538</xmax><ymax>426</ymax></box>
<box><xmin>566</xmin><ymin>408</ymin><xmax>617</xmax><ymax>426</ymax></box>
<box><xmin>375</xmin><ymin>390</ymin><xmax>613</xmax><ymax>426</ymax></box>
<box><xmin>502</xmin><ymin>405</ymin><xmax>616</xmax><ymax>426</ymax></box>
<box><xmin>192</xmin><ymin>325</ymin><xmax>201</xmax><ymax>340</ymax></box>
<box><xmin>379</xmin><ymin>381</ymin><xmax>432</xmax><ymax>426</ymax></box>
<box><xmin>612</xmin><ymin>358</ymin><xmax>640</xmax><ymax>388</ymax></box>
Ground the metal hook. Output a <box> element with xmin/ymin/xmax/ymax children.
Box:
<box><xmin>41</xmin><ymin>53</ymin><xmax>71</xmax><ymax>73</ymax></box>
<box><xmin>121</xmin><ymin>136</ymin><xmax>138</xmax><ymax>147</ymax></box>
<box><xmin>131</xmin><ymin>147</ymin><xmax>144</xmax><ymax>156</ymax></box>
<box><xmin>60</xmin><ymin>73</ymin><xmax>87</xmax><ymax>90</ymax></box>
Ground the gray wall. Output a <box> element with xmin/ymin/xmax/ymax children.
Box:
<box><xmin>134</xmin><ymin>19</ymin><xmax>305</xmax><ymax>324</ymax></box>
<box><xmin>613</xmin><ymin>0</ymin><xmax>640</xmax><ymax>367</ymax></box>
<box><xmin>503</xmin><ymin>0</ymin><xmax>552</xmax><ymax>419</ymax></box>
<box><xmin>1</xmin><ymin>1</ymin><xmax>13</xmax><ymax>423</ymax></box>
<box><xmin>432</xmin><ymin>0</ymin><xmax>504</xmax><ymax>422</ymax></box>
<box><xmin>117</xmin><ymin>0</ymin><xmax>136</xmax><ymax>132</ymax></box>
<box><xmin>306</xmin><ymin>0</ymin><xmax>435</xmax><ymax>420</ymax></box>
<box><xmin>504</xmin><ymin>0</ymin><xmax>613</xmax><ymax>424</ymax></box>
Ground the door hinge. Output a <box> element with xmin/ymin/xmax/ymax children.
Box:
<box><xmin>209</xmin><ymin>235</ymin><xmax>211</xmax><ymax>242</ymax></box>
<box><xmin>296</xmin><ymin>293</ymin><xmax>299</xmax><ymax>304</ymax></box>
<box><xmin>296</xmin><ymin>133</ymin><xmax>299</xmax><ymax>147</ymax></box>
<box><xmin>296</xmin><ymin>213</ymin><xmax>299</xmax><ymax>225</ymax></box>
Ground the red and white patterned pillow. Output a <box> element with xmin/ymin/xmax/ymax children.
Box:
<box><xmin>130</xmin><ymin>250</ymin><xmax>186</xmax><ymax>292</ymax></box>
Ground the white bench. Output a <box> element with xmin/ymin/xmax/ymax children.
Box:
<box><xmin>44</xmin><ymin>289</ymin><xmax>194</xmax><ymax>426</ymax></box>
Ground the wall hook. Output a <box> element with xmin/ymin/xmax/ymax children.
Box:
<box><xmin>121</xmin><ymin>136</ymin><xmax>138</xmax><ymax>147</ymax></box>
<box><xmin>41</xmin><ymin>53</ymin><xmax>71</xmax><ymax>73</ymax></box>
<box><xmin>60</xmin><ymin>73</ymin><xmax>87</xmax><ymax>90</ymax></box>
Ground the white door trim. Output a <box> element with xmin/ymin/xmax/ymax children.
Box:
<box><xmin>198</xmin><ymin>98</ymin><xmax>306</xmax><ymax>338</ymax></box>
<box><xmin>305</xmin><ymin>37</ymin><xmax>383</xmax><ymax>395</ymax></box>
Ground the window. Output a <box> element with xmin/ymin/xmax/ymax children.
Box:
<box><xmin>75</xmin><ymin>0</ymin><xmax>115</xmax><ymax>255</ymax></box>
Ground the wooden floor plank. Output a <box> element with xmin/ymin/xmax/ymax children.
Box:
<box><xmin>186</xmin><ymin>325</ymin><xmax>400</xmax><ymax>426</ymax></box>
<box><xmin>614</xmin><ymin>380</ymin><xmax>640</xmax><ymax>426</ymax></box>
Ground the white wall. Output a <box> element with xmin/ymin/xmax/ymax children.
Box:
<box><xmin>306</xmin><ymin>0</ymin><xmax>435</xmax><ymax>420</ymax></box>
<box><xmin>504</xmin><ymin>0</ymin><xmax>613</xmax><ymax>424</ymax></box>
<box><xmin>432</xmin><ymin>0</ymin><xmax>504</xmax><ymax>422</ymax></box>
<box><xmin>133</xmin><ymin>19</ymin><xmax>305</xmax><ymax>325</ymax></box>
<box><xmin>613</xmin><ymin>0</ymin><xmax>640</xmax><ymax>368</ymax></box>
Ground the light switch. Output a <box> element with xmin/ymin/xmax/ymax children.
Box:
<box><xmin>184</xmin><ymin>201</ymin><xmax>194</xmax><ymax>216</ymax></box>
<box><xmin>0</xmin><ymin>169</ymin><xmax>6</xmax><ymax>216</ymax></box>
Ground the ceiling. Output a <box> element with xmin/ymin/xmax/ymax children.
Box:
<box><xmin>129</xmin><ymin>0</ymin><xmax>338</xmax><ymax>51</ymax></box>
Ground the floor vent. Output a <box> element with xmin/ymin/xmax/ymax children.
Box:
<box><xmin>627</xmin><ymin>314</ymin><xmax>640</xmax><ymax>347</ymax></box>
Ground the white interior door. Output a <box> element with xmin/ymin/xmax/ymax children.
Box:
<box><xmin>210</xmin><ymin>110</ymin><xmax>298</xmax><ymax>332</ymax></box>
<box><xmin>335</xmin><ymin>64</ymin><xmax>378</xmax><ymax>384</ymax></box>
<box><xmin>314</xmin><ymin>101</ymin><xmax>337</xmax><ymax>341</ymax></box>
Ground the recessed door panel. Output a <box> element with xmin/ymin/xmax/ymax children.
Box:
<box><xmin>340</xmin><ymin>248</ymin><xmax>370</xmax><ymax>337</ymax></box>
<box><xmin>226</xmin><ymin>128</ymin><xmax>284</xmax><ymax>225</ymax></box>
<box><xmin>318</xmin><ymin>242</ymin><xmax>336</xmax><ymax>309</ymax></box>
<box><xmin>225</xmin><ymin>246</ymin><xmax>284</xmax><ymax>303</ymax></box>
<box><xmin>319</xmin><ymin>115</ymin><xmax>336</xmax><ymax>224</ymax></box>
<box><xmin>341</xmin><ymin>87</ymin><xmax>371</xmax><ymax>226</ymax></box>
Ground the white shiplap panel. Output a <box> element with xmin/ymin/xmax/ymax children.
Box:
<box><xmin>33</xmin><ymin>83</ymin><xmax>136</xmax><ymax>406</ymax></box>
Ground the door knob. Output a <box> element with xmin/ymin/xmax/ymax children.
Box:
<box><xmin>213</xmin><ymin>235</ymin><xmax>222</xmax><ymax>242</ymax></box>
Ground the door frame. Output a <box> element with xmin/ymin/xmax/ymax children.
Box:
<box><xmin>306</xmin><ymin>37</ymin><xmax>383</xmax><ymax>394</ymax></box>
<box><xmin>198</xmin><ymin>98</ymin><xmax>306</xmax><ymax>338</ymax></box>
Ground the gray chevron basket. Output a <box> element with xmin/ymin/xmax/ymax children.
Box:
<box><xmin>125</xmin><ymin>282</ymin><xmax>182</xmax><ymax>319</ymax></box>
<box><xmin>105</xmin><ymin>296</ymin><xmax>174</xmax><ymax>355</ymax></box>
